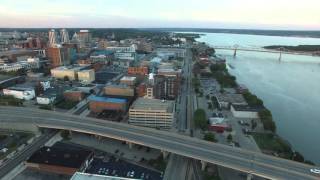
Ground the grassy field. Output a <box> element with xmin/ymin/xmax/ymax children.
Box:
<box><xmin>253</xmin><ymin>133</ymin><xmax>292</xmax><ymax>155</ymax></box>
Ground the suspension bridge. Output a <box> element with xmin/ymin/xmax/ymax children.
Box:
<box><xmin>212</xmin><ymin>45</ymin><xmax>319</xmax><ymax>62</ymax></box>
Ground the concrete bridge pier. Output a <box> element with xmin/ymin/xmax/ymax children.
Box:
<box><xmin>94</xmin><ymin>134</ymin><xmax>102</xmax><ymax>140</ymax></box>
<box><xmin>247</xmin><ymin>173</ymin><xmax>253</xmax><ymax>180</ymax></box>
<box><xmin>161</xmin><ymin>150</ymin><xmax>169</xmax><ymax>159</ymax></box>
<box><xmin>279</xmin><ymin>51</ymin><xmax>282</xmax><ymax>62</ymax></box>
<box><xmin>201</xmin><ymin>160</ymin><xmax>207</xmax><ymax>171</ymax></box>
<box><xmin>233</xmin><ymin>49</ymin><xmax>237</xmax><ymax>57</ymax></box>
<box><xmin>126</xmin><ymin>141</ymin><xmax>133</xmax><ymax>149</ymax></box>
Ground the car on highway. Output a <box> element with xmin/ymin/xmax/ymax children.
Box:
<box><xmin>310</xmin><ymin>168</ymin><xmax>320</xmax><ymax>174</ymax></box>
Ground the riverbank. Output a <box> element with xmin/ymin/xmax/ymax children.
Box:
<box><xmin>191</xmin><ymin>40</ymin><xmax>316</xmax><ymax>165</ymax></box>
<box><xmin>264</xmin><ymin>45</ymin><xmax>320</xmax><ymax>56</ymax></box>
<box><xmin>192</xmin><ymin>31</ymin><xmax>320</xmax><ymax>165</ymax></box>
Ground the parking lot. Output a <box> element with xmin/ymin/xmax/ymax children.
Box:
<box><xmin>86</xmin><ymin>156</ymin><xmax>162</xmax><ymax>180</ymax></box>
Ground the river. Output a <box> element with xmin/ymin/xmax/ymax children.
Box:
<box><xmin>196</xmin><ymin>32</ymin><xmax>320</xmax><ymax>165</ymax></box>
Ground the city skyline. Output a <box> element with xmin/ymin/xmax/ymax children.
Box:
<box><xmin>0</xmin><ymin>0</ymin><xmax>319</xmax><ymax>30</ymax></box>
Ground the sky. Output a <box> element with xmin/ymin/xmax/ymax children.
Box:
<box><xmin>0</xmin><ymin>0</ymin><xmax>319</xmax><ymax>30</ymax></box>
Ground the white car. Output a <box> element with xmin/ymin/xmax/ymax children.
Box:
<box><xmin>310</xmin><ymin>168</ymin><xmax>320</xmax><ymax>174</ymax></box>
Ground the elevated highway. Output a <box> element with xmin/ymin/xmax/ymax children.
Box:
<box><xmin>0</xmin><ymin>107</ymin><xmax>319</xmax><ymax>180</ymax></box>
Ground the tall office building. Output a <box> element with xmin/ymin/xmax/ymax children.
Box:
<box><xmin>46</xmin><ymin>46</ymin><xmax>71</xmax><ymax>68</ymax></box>
<box><xmin>60</xmin><ymin>29</ymin><xmax>70</xmax><ymax>44</ymax></box>
<box><xmin>48</xmin><ymin>29</ymin><xmax>57</xmax><ymax>47</ymax></box>
<box><xmin>78</xmin><ymin>30</ymin><xmax>92</xmax><ymax>48</ymax></box>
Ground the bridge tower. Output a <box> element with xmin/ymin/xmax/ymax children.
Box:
<box><xmin>278</xmin><ymin>47</ymin><xmax>284</xmax><ymax>62</ymax></box>
<box><xmin>233</xmin><ymin>44</ymin><xmax>239</xmax><ymax>57</ymax></box>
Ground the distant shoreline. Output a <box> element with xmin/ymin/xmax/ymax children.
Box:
<box><xmin>165</xmin><ymin>28</ymin><xmax>320</xmax><ymax>39</ymax></box>
<box><xmin>0</xmin><ymin>28</ymin><xmax>320</xmax><ymax>38</ymax></box>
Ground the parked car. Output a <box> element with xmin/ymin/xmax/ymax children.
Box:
<box><xmin>310</xmin><ymin>168</ymin><xmax>320</xmax><ymax>174</ymax></box>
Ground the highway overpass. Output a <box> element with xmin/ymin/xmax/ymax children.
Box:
<box><xmin>0</xmin><ymin>106</ymin><xmax>319</xmax><ymax>180</ymax></box>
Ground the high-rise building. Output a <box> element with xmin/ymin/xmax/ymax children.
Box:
<box><xmin>48</xmin><ymin>29</ymin><xmax>57</xmax><ymax>47</ymax></box>
<box><xmin>128</xmin><ymin>98</ymin><xmax>174</xmax><ymax>129</ymax></box>
<box><xmin>153</xmin><ymin>75</ymin><xmax>180</xmax><ymax>100</ymax></box>
<box><xmin>46</xmin><ymin>46</ymin><xmax>71</xmax><ymax>68</ymax></box>
<box><xmin>78</xmin><ymin>30</ymin><xmax>92</xmax><ymax>48</ymax></box>
<box><xmin>60</xmin><ymin>29</ymin><xmax>70</xmax><ymax>44</ymax></box>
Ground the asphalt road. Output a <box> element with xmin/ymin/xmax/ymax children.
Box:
<box><xmin>164</xmin><ymin>47</ymin><xmax>195</xmax><ymax>180</ymax></box>
<box><xmin>0</xmin><ymin>130</ymin><xmax>56</xmax><ymax>178</ymax></box>
<box><xmin>0</xmin><ymin>107</ymin><xmax>319</xmax><ymax>180</ymax></box>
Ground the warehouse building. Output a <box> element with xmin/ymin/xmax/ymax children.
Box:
<box><xmin>50</xmin><ymin>65</ymin><xmax>91</xmax><ymax>81</ymax></box>
<box><xmin>231</xmin><ymin>105</ymin><xmax>261</xmax><ymax>119</ymax></box>
<box><xmin>89</xmin><ymin>96</ymin><xmax>127</xmax><ymax>113</ymax></box>
<box><xmin>78</xmin><ymin>69</ymin><xmax>95</xmax><ymax>84</ymax></box>
<box><xmin>129</xmin><ymin>98</ymin><xmax>174</xmax><ymax>129</ymax></box>
<box><xmin>127</xmin><ymin>66</ymin><xmax>148</xmax><ymax>75</ymax></box>
<box><xmin>104</xmin><ymin>84</ymin><xmax>134</xmax><ymax>97</ymax></box>
<box><xmin>120</xmin><ymin>76</ymin><xmax>136</xmax><ymax>86</ymax></box>
<box><xmin>215</xmin><ymin>93</ymin><xmax>247</xmax><ymax>109</ymax></box>
<box><xmin>26</xmin><ymin>145</ymin><xmax>93</xmax><ymax>176</ymax></box>
<box><xmin>63</xmin><ymin>88</ymin><xmax>85</xmax><ymax>102</ymax></box>
<box><xmin>3</xmin><ymin>86</ymin><xmax>35</xmax><ymax>100</ymax></box>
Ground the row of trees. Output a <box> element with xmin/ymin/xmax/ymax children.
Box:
<box><xmin>210</xmin><ymin>64</ymin><xmax>237</xmax><ymax>88</ymax></box>
<box><xmin>258</xmin><ymin>109</ymin><xmax>276</xmax><ymax>133</ymax></box>
<box><xmin>242</xmin><ymin>91</ymin><xmax>264</xmax><ymax>107</ymax></box>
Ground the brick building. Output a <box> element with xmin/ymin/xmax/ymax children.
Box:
<box><xmin>26</xmin><ymin>145</ymin><xmax>93</xmax><ymax>176</ymax></box>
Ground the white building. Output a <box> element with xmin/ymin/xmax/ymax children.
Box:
<box><xmin>77</xmin><ymin>69</ymin><xmax>95</xmax><ymax>84</ymax></box>
<box><xmin>106</xmin><ymin>44</ymin><xmax>137</xmax><ymax>52</ymax></box>
<box><xmin>156</xmin><ymin>47</ymin><xmax>186</xmax><ymax>58</ymax></box>
<box><xmin>115</xmin><ymin>52</ymin><xmax>136</xmax><ymax>61</ymax></box>
<box><xmin>0</xmin><ymin>60</ymin><xmax>40</xmax><ymax>72</ymax></box>
<box><xmin>3</xmin><ymin>87</ymin><xmax>35</xmax><ymax>100</ymax></box>
<box><xmin>230</xmin><ymin>105</ymin><xmax>260</xmax><ymax>119</ymax></box>
<box><xmin>50</xmin><ymin>65</ymin><xmax>91</xmax><ymax>81</ymax></box>
<box><xmin>129</xmin><ymin>98</ymin><xmax>174</xmax><ymax>129</ymax></box>
<box><xmin>36</xmin><ymin>95</ymin><xmax>56</xmax><ymax>105</ymax></box>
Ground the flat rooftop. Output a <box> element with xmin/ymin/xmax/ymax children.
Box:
<box><xmin>232</xmin><ymin>104</ymin><xmax>263</xmax><ymax>112</ymax></box>
<box><xmin>105</xmin><ymin>84</ymin><xmax>131</xmax><ymax>89</ymax></box>
<box><xmin>27</xmin><ymin>145</ymin><xmax>92</xmax><ymax>168</ymax></box>
<box><xmin>71</xmin><ymin>172</ymin><xmax>138</xmax><ymax>180</ymax></box>
<box><xmin>130</xmin><ymin>98</ymin><xmax>174</xmax><ymax>113</ymax></box>
<box><xmin>215</xmin><ymin>93</ymin><xmax>247</xmax><ymax>104</ymax></box>
<box><xmin>51</xmin><ymin>65</ymin><xmax>90</xmax><ymax>71</ymax></box>
<box><xmin>120</xmin><ymin>76</ymin><xmax>136</xmax><ymax>81</ymax></box>
<box><xmin>6</xmin><ymin>86</ymin><xmax>34</xmax><ymax>91</ymax></box>
<box><xmin>89</xmin><ymin>96</ymin><xmax>127</xmax><ymax>103</ymax></box>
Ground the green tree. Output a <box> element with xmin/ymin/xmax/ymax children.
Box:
<box><xmin>61</xmin><ymin>130</ymin><xmax>70</xmax><ymax>140</ymax></box>
<box><xmin>227</xmin><ymin>134</ymin><xmax>233</xmax><ymax>142</ymax></box>
<box><xmin>292</xmin><ymin>152</ymin><xmax>304</xmax><ymax>162</ymax></box>
<box><xmin>63</xmin><ymin>76</ymin><xmax>70</xmax><ymax>82</ymax></box>
<box><xmin>194</xmin><ymin>109</ymin><xmax>207</xmax><ymax>130</ymax></box>
<box><xmin>206</xmin><ymin>95</ymin><xmax>210</xmax><ymax>99</ymax></box>
<box><xmin>304</xmin><ymin>160</ymin><xmax>315</xmax><ymax>165</ymax></box>
<box><xmin>204</xmin><ymin>132</ymin><xmax>217</xmax><ymax>142</ymax></box>
<box><xmin>258</xmin><ymin>109</ymin><xmax>276</xmax><ymax>133</ymax></box>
